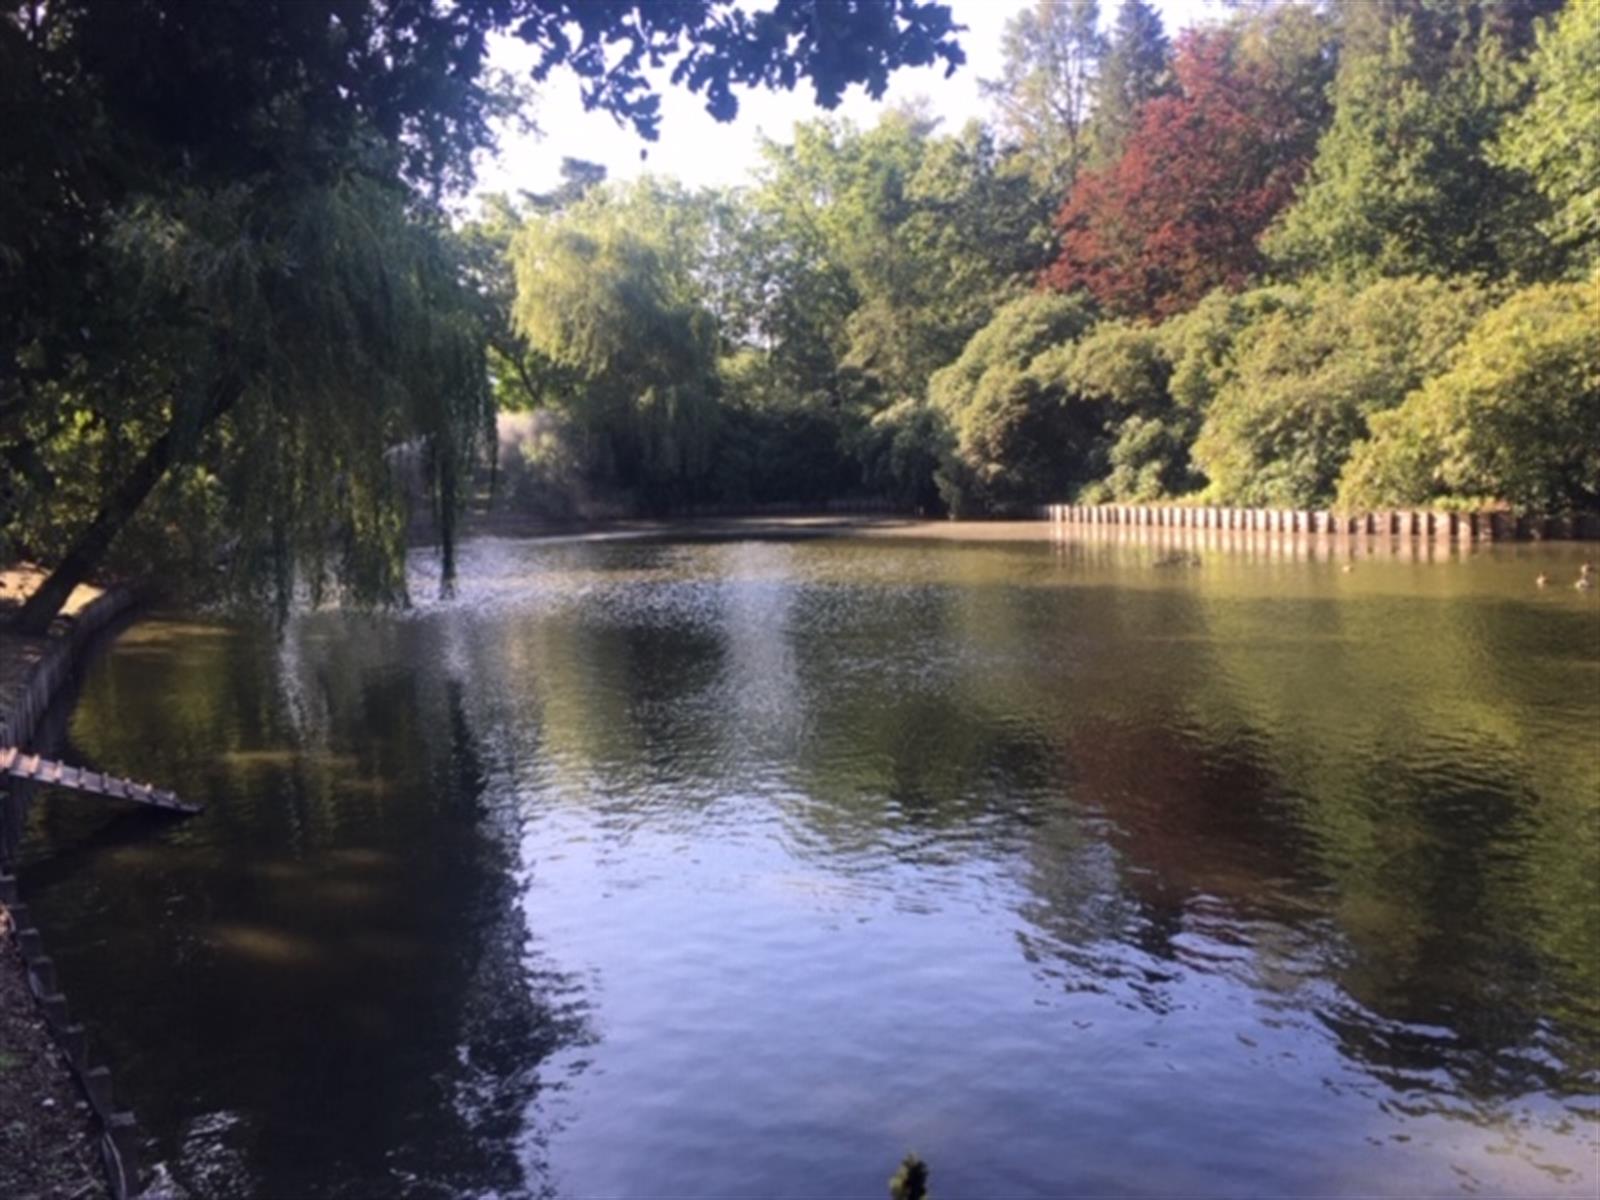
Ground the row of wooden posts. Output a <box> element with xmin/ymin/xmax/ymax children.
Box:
<box><xmin>1039</xmin><ymin>504</ymin><xmax>1600</xmax><ymax>541</ymax></box>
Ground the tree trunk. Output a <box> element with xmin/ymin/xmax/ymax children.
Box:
<box><xmin>9</xmin><ymin>378</ymin><xmax>240</xmax><ymax>637</ymax></box>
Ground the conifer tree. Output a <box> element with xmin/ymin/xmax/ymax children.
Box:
<box><xmin>1089</xmin><ymin>0</ymin><xmax>1171</xmax><ymax>166</ymax></box>
<box><xmin>981</xmin><ymin>0</ymin><xmax>1106</xmax><ymax>195</ymax></box>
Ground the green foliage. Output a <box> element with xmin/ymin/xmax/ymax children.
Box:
<box><xmin>928</xmin><ymin>293</ymin><xmax>1097</xmax><ymax>514</ymax></box>
<box><xmin>758</xmin><ymin>110</ymin><xmax>1047</xmax><ymax>410</ymax></box>
<box><xmin>1493</xmin><ymin>0</ymin><xmax>1600</xmax><ymax>271</ymax></box>
<box><xmin>928</xmin><ymin>294</ymin><xmax>1093</xmax><ymax>416</ymax></box>
<box><xmin>1069</xmin><ymin>323</ymin><xmax>1195</xmax><ymax>501</ymax></box>
<box><xmin>711</xmin><ymin>348</ymin><xmax>859</xmax><ymax>503</ymax></box>
<box><xmin>703</xmin><ymin>109</ymin><xmax>1050</xmax><ymax>505</ymax></box>
<box><xmin>1338</xmin><ymin>277</ymin><xmax>1600</xmax><ymax>513</ymax></box>
<box><xmin>4</xmin><ymin>176</ymin><xmax>491</xmax><ymax>613</ymax></box>
<box><xmin>459</xmin><ymin>161</ymin><xmax>612</xmax><ymax>416</ymax></box>
<box><xmin>2</xmin><ymin>0</ymin><xmax>509</xmax><ymax>613</ymax></box>
<box><xmin>864</xmin><ymin>399</ymin><xmax>953</xmax><ymax>511</ymax></box>
<box><xmin>509</xmin><ymin>181</ymin><xmax>722</xmax><ymax>511</ymax></box>
<box><xmin>1265</xmin><ymin>11</ymin><xmax>1549</xmax><ymax>281</ymax></box>
<box><xmin>2</xmin><ymin>0</ymin><xmax>969</xmax><ymax>631</ymax></box>
<box><xmin>487</xmin><ymin>108</ymin><xmax>1052</xmax><ymax>517</ymax></box>
<box><xmin>1089</xmin><ymin>0</ymin><xmax>1172</xmax><ymax>165</ymax></box>
<box><xmin>981</xmin><ymin>0</ymin><xmax>1105</xmax><ymax>195</ymax></box>
<box><xmin>1158</xmin><ymin>287</ymin><xmax>1294</xmax><ymax>418</ymax></box>
<box><xmin>1190</xmin><ymin>276</ymin><xmax>1490</xmax><ymax>506</ymax></box>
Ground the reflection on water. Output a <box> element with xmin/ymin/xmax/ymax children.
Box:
<box><xmin>19</xmin><ymin>530</ymin><xmax>1600</xmax><ymax>1198</ymax></box>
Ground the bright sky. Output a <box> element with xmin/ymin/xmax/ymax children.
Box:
<box><xmin>473</xmin><ymin>0</ymin><xmax>1233</xmax><ymax>200</ymax></box>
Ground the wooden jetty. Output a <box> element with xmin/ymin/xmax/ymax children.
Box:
<box><xmin>0</xmin><ymin>746</ymin><xmax>200</xmax><ymax>815</ymax></box>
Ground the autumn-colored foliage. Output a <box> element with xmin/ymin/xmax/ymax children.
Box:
<box><xmin>1044</xmin><ymin>29</ymin><xmax>1323</xmax><ymax>318</ymax></box>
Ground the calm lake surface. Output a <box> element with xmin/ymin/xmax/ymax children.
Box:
<box><xmin>19</xmin><ymin>526</ymin><xmax>1600</xmax><ymax>1198</ymax></box>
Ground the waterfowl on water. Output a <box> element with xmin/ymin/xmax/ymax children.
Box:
<box><xmin>1537</xmin><ymin>573</ymin><xmax>1549</xmax><ymax>587</ymax></box>
<box><xmin>1341</xmin><ymin>564</ymin><xmax>1354</xmax><ymax>573</ymax></box>
<box><xmin>1578</xmin><ymin>576</ymin><xmax>1593</xmax><ymax>591</ymax></box>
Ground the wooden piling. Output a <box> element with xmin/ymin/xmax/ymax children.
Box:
<box><xmin>1039</xmin><ymin>501</ymin><xmax>1593</xmax><ymax>542</ymax></box>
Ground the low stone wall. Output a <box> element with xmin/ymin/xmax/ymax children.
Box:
<box><xmin>1</xmin><ymin>585</ymin><xmax>145</xmax><ymax>1199</ymax></box>
<box><xmin>1</xmin><ymin>585</ymin><xmax>138</xmax><ymax>748</ymax></box>
<box><xmin>1039</xmin><ymin>503</ymin><xmax>1600</xmax><ymax>541</ymax></box>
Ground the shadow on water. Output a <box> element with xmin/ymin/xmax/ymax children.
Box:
<box><xmin>20</xmin><ymin>618</ymin><xmax>593</xmax><ymax>1199</ymax></box>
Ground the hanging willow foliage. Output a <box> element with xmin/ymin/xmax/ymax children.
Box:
<box><xmin>11</xmin><ymin>172</ymin><xmax>491</xmax><ymax>627</ymax></box>
<box><xmin>509</xmin><ymin>187</ymin><xmax>722</xmax><ymax>510</ymax></box>
<box><xmin>207</xmin><ymin>177</ymin><xmax>491</xmax><ymax>614</ymax></box>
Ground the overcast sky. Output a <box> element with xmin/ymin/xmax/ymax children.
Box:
<box><xmin>472</xmin><ymin>0</ymin><xmax>1232</xmax><ymax>200</ymax></box>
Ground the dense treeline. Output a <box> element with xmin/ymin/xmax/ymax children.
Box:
<box><xmin>489</xmin><ymin>0</ymin><xmax>1598</xmax><ymax>522</ymax></box>
<box><xmin>1</xmin><ymin>0</ymin><xmax>962</xmax><ymax>631</ymax></box>
<box><xmin>4</xmin><ymin>0</ymin><xmax>1596</xmax><ymax>630</ymax></box>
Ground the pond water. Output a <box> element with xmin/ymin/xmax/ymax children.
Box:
<box><xmin>19</xmin><ymin>526</ymin><xmax>1600</xmax><ymax>1198</ymax></box>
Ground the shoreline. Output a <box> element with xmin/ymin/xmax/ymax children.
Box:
<box><xmin>2</xmin><ymin>573</ymin><xmax>142</xmax><ymax>1200</ymax></box>
<box><xmin>433</xmin><ymin>513</ymin><xmax>1600</xmax><ymax>556</ymax></box>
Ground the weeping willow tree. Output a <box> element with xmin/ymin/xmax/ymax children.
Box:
<box><xmin>508</xmin><ymin>183</ymin><xmax>722</xmax><ymax>512</ymax></box>
<box><xmin>9</xmin><ymin>177</ymin><xmax>490</xmax><ymax>632</ymax></box>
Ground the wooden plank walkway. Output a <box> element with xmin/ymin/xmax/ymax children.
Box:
<box><xmin>0</xmin><ymin>747</ymin><xmax>201</xmax><ymax>815</ymax></box>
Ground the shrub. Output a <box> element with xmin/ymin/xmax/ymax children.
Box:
<box><xmin>1189</xmin><ymin>276</ymin><xmax>1488</xmax><ymax>505</ymax></box>
<box><xmin>1339</xmin><ymin>277</ymin><xmax>1600</xmax><ymax>513</ymax></box>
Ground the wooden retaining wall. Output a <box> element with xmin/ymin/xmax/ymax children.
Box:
<box><xmin>1038</xmin><ymin>504</ymin><xmax>1600</xmax><ymax>541</ymax></box>
<box><xmin>1</xmin><ymin>585</ymin><xmax>145</xmax><ymax>1200</ymax></box>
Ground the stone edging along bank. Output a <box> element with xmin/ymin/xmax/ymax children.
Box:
<box><xmin>1</xmin><ymin>584</ymin><xmax>146</xmax><ymax>1200</ymax></box>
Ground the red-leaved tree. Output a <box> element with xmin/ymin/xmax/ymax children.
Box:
<box><xmin>1044</xmin><ymin>28</ymin><xmax>1324</xmax><ymax>318</ymax></box>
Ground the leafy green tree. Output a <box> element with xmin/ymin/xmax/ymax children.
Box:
<box><xmin>1068</xmin><ymin>324</ymin><xmax>1195</xmax><ymax>501</ymax></box>
<box><xmin>712</xmin><ymin>348</ymin><xmax>860</xmax><ymax>503</ymax></box>
<box><xmin>1493</xmin><ymin>0</ymin><xmax>1600</xmax><ymax>272</ymax></box>
<box><xmin>863</xmin><ymin>397</ymin><xmax>953</xmax><ymax>511</ymax></box>
<box><xmin>927</xmin><ymin>293</ymin><xmax>1096</xmax><ymax>514</ymax></box>
<box><xmin>1264</xmin><ymin>4</ymin><xmax>1552</xmax><ymax>280</ymax></box>
<box><xmin>1158</xmin><ymin>286</ymin><xmax>1292</xmax><ymax>419</ymax></box>
<box><xmin>752</xmin><ymin>111</ymin><xmax>1043</xmax><ymax>403</ymax></box>
<box><xmin>1338</xmin><ymin>277</ymin><xmax>1600</xmax><ymax>513</ymax></box>
<box><xmin>1189</xmin><ymin>276</ymin><xmax>1490</xmax><ymax>506</ymax></box>
<box><xmin>1088</xmin><ymin>0</ymin><xmax>1171</xmax><ymax>165</ymax></box>
<box><xmin>730</xmin><ymin>109</ymin><xmax>1046</xmax><ymax>499</ymax></box>
<box><xmin>5</xmin><ymin>179</ymin><xmax>493</xmax><ymax>629</ymax></box>
<box><xmin>842</xmin><ymin>115</ymin><xmax>1048</xmax><ymax>403</ymax></box>
<box><xmin>461</xmin><ymin>195</ymin><xmax>544</xmax><ymax>418</ymax></box>
<box><xmin>981</xmin><ymin>0</ymin><xmax>1105</xmax><ymax>195</ymax></box>
<box><xmin>508</xmin><ymin>181</ymin><xmax>723</xmax><ymax>511</ymax></box>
